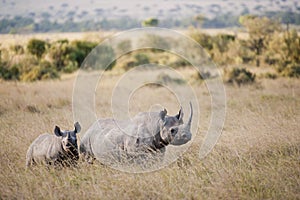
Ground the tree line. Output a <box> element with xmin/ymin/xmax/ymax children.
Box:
<box><xmin>0</xmin><ymin>15</ymin><xmax>299</xmax><ymax>82</ymax></box>
<box><xmin>0</xmin><ymin>11</ymin><xmax>300</xmax><ymax>33</ymax></box>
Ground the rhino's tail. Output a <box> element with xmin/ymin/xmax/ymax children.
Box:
<box><xmin>79</xmin><ymin>136</ymin><xmax>92</xmax><ymax>163</ymax></box>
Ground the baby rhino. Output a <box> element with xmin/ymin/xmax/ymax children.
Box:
<box><xmin>26</xmin><ymin>122</ymin><xmax>81</xmax><ymax>168</ymax></box>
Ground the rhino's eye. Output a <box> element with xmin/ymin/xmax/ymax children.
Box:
<box><xmin>170</xmin><ymin>128</ymin><xmax>177</xmax><ymax>135</ymax></box>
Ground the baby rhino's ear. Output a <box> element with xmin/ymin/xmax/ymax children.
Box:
<box><xmin>159</xmin><ymin>108</ymin><xmax>167</xmax><ymax>120</ymax></box>
<box><xmin>54</xmin><ymin>126</ymin><xmax>62</xmax><ymax>137</ymax></box>
<box><xmin>74</xmin><ymin>122</ymin><xmax>81</xmax><ymax>133</ymax></box>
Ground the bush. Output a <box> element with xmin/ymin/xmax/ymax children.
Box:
<box><xmin>280</xmin><ymin>63</ymin><xmax>300</xmax><ymax>78</ymax></box>
<box><xmin>262</xmin><ymin>72</ymin><xmax>277</xmax><ymax>79</ymax></box>
<box><xmin>193</xmin><ymin>71</ymin><xmax>212</xmax><ymax>81</ymax></box>
<box><xmin>0</xmin><ymin>63</ymin><xmax>20</xmax><ymax>80</ymax></box>
<box><xmin>189</xmin><ymin>30</ymin><xmax>213</xmax><ymax>50</ymax></box>
<box><xmin>70</xmin><ymin>40</ymin><xmax>97</xmax><ymax>66</ymax></box>
<box><xmin>267</xmin><ymin>30</ymin><xmax>300</xmax><ymax>68</ymax></box>
<box><xmin>62</xmin><ymin>61</ymin><xmax>78</xmax><ymax>73</ymax></box>
<box><xmin>20</xmin><ymin>61</ymin><xmax>59</xmax><ymax>82</ymax></box>
<box><xmin>116</xmin><ymin>40</ymin><xmax>131</xmax><ymax>55</ymax></box>
<box><xmin>212</xmin><ymin>34</ymin><xmax>235</xmax><ymax>53</ymax></box>
<box><xmin>10</xmin><ymin>44</ymin><xmax>24</xmax><ymax>54</ymax></box>
<box><xmin>27</xmin><ymin>39</ymin><xmax>47</xmax><ymax>59</ymax></box>
<box><xmin>134</xmin><ymin>53</ymin><xmax>149</xmax><ymax>65</ymax></box>
<box><xmin>140</xmin><ymin>34</ymin><xmax>170</xmax><ymax>52</ymax></box>
<box><xmin>48</xmin><ymin>41</ymin><xmax>73</xmax><ymax>71</ymax></box>
<box><xmin>169</xmin><ymin>58</ymin><xmax>190</xmax><ymax>68</ymax></box>
<box><xmin>224</xmin><ymin>67</ymin><xmax>255</xmax><ymax>86</ymax></box>
<box><xmin>116</xmin><ymin>52</ymin><xmax>149</xmax><ymax>71</ymax></box>
<box><xmin>142</xmin><ymin>18</ymin><xmax>159</xmax><ymax>27</ymax></box>
<box><xmin>155</xmin><ymin>72</ymin><xmax>185</xmax><ymax>85</ymax></box>
<box><xmin>86</xmin><ymin>44</ymin><xmax>116</xmax><ymax>70</ymax></box>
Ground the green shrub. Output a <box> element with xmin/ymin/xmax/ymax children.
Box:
<box><xmin>62</xmin><ymin>61</ymin><xmax>78</xmax><ymax>73</ymax></box>
<box><xmin>134</xmin><ymin>53</ymin><xmax>149</xmax><ymax>65</ymax></box>
<box><xmin>27</xmin><ymin>39</ymin><xmax>47</xmax><ymax>59</ymax></box>
<box><xmin>116</xmin><ymin>52</ymin><xmax>149</xmax><ymax>71</ymax></box>
<box><xmin>142</xmin><ymin>18</ymin><xmax>159</xmax><ymax>27</ymax></box>
<box><xmin>169</xmin><ymin>58</ymin><xmax>190</xmax><ymax>68</ymax></box>
<box><xmin>193</xmin><ymin>71</ymin><xmax>212</xmax><ymax>81</ymax></box>
<box><xmin>264</xmin><ymin>54</ymin><xmax>279</xmax><ymax>66</ymax></box>
<box><xmin>212</xmin><ymin>34</ymin><xmax>235</xmax><ymax>53</ymax></box>
<box><xmin>70</xmin><ymin>40</ymin><xmax>97</xmax><ymax>65</ymax></box>
<box><xmin>267</xmin><ymin>30</ymin><xmax>300</xmax><ymax>68</ymax></box>
<box><xmin>10</xmin><ymin>44</ymin><xmax>24</xmax><ymax>54</ymax></box>
<box><xmin>86</xmin><ymin>44</ymin><xmax>116</xmax><ymax>70</ymax></box>
<box><xmin>140</xmin><ymin>34</ymin><xmax>170</xmax><ymax>52</ymax></box>
<box><xmin>189</xmin><ymin>31</ymin><xmax>213</xmax><ymax>50</ymax></box>
<box><xmin>120</xmin><ymin>58</ymin><xmax>136</xmax><ymax>71</ymax></box>
<box><xmin>280</xmin><ymin>63</ymin><xmax>300</xmax><ymax>78</ymax></box>
<box><xmin>0</xmin><ymin>63</ymin><xmax>20</xmax><ymax>80</ymax></box>
<box><xmin>20</xmin><ymin>61</ymin><xmax>59</xmax><ymax>82</ymax></box>
<box><xmin>48</xmin><ymin>41</ymin><xmax>73</xmax><ymax>71</ymax></box>
<box><xmin>155</xmin><ymin>72</ymin><xmax>185</xmax><ymax>85</ymax></box>
<box><xmin>262</xmin><ymin>72</ymin><xmax>277</xmax><ymax>79</ymax></box>
<box><xmin>116</xmin><ymin>40</ymin><xmax>131</xmax><ymax>55</ymax></box>
<box><xmin>224</xmin><ymin>67</ymin><xmax>255</xmax><ymax>86</ymax></box>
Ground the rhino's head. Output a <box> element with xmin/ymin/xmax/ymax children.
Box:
<box><xmin>158</xmin><ymin>103</ymin><xmax>193</xmax><ymax>146</ymax></box>
<box><xmin>54</xmin><ymin>122</ymin><xmax>81</xmax><ymax>152</ymax></box>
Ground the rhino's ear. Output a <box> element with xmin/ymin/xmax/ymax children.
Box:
<box><xmin>54</xmin><ymin>126</ymin><xmax>62</xmax><ymax>137</ymax></box>
<box><xmin>74</xmin><ymin>122</ymin><xmax>81</xmax><ymax>133</ymax></box>
<box><xmin>159</xmin><ymin>108</ymin><xmax>167</xmax><ymax>120</ymax></box>
<box><xmin>175</xmin><ymin>106</ymin><xmax>184</xmax><ymax>121</ymax></box>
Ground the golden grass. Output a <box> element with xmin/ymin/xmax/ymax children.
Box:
<box><xmin>0</xmin><ymin>29</ymin><xmax>247</xmax><ymax>48</ymax></box>
<box><xmin>0</xmin><ymin>71</ymin><xmax>299</xmax><ymax>199</ymax></box>
<box><xmin>0</xmin><ymin>31</ymin><xmax>114</xmax><ymax>47</ymax></box>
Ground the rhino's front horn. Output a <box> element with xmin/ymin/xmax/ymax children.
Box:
<box><xmin>186</xmin><ymin>102</ymin><xmax>193</xmax><ymax>130</ymax></box>
<box><xmin>181</xmin><ymin>102</ymin><xmax>193</xmax><ymax>139</ymax></box>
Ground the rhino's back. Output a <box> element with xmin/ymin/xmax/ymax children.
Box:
<box><xmin>30</xmin><ymin>134</ymin><xmax>60</xmax><ymax>161</ymax></box>
<box><xmin>81</xmin><ymin>118</ymin><xmax>144</xmax><ymax>160</ymax></box>
<box><xmin>80</xmin><ymin>119</ymin><xmax>125</xmax><ymax>154</ymax></box>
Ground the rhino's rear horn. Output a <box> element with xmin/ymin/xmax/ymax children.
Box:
<box><xmin>176</xmin><ymin>106</ymin><xmax>184</xmax><ymax>121</ymax></box>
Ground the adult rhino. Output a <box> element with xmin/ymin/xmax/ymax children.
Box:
<box><xmin>26</xmin><ymin>122</ymin><xmax>81</xmax><ymax>167</ymax></box>
<box><xmin>80</xmin><ymin>103</ymin><xmax>193</xmax><ymax>164</ymax></box>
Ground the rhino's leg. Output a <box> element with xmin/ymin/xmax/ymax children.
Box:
<box><xmin>80</xmin><ymin>146</ymin><xmax>95</xmax><ymax>164</ymax></box>
<box><xmin>86</xmin><ymin>154</ymin><xmax>95</xmax><ymax>164</ymax></box>
<box><xmin>80</xmin><ymin>151</ymin><xmax>94</xmax><ymax>164</ymax></box>
<box><xmin>25</xmin><ymin>154</ymin><xmax>32</xmax><ymax>168</ymax></box>
<box><xmin>25</xmin><ymin>144</ymin><xmax>35</xmax><ymax>168</ymax></box>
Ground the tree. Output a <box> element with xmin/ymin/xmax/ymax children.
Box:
<box><xmin>70</xmin><ymin>40</ymin><xmax>97</xmax><ymax>66</ymax></box>
<box><xmin>27</xmin><ymin>39</ymin><xmax>47</xmax><ymax>59</ymax></box>
<box><xmin>48</xmin><ymin>40</ymin><xmax>73</xmax><ymax>71</ymax></box>
<box><xmin>142</xmin><ymin>18</ymin><xmax>159</xmax><ymax>27</ymax></box>
<box><xmin>194</xmin><ymin>14</ymin><xmax>205</xmax><ymax>29</ymax></box>
<box><xmin>239</xmin><ymin>15</ymin><xmax>281</xmax><ymax>67</ymax></box>
<box><xmin>268</xmin><ymin>29</ymin><xmax>300</xmax><ymax>73</ymax></box>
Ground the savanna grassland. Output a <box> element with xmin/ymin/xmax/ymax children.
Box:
<box><xmin>1</xmin><ymin>16</ymin><xmax>300</xmax><ymax>198</ymax></box>
<box><xmin>0</xmin><ymin>68</ymin><xmax>299</xmax><ymax>199</ymax></box>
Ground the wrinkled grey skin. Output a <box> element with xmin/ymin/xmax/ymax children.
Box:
<box><xmin>80</xmin><ymin>104</ymin><xmax>193</xmax><ymax>164</ymax></box>
<box><xmin>26</xmin><ymin>122</ymin><xmax>81</xmax><ymax>167</ymax></box>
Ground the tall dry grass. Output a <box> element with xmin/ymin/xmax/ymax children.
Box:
<box><xmin>0</xmin><ymin>72</ymin><xmax>299</xmax><ymax>199</ymax></box>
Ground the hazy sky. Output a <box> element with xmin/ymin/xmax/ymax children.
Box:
<box><xmin>0</xmin><ymin>0</ymin><xmax>297</xmax><ymax>20</ymax></box>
